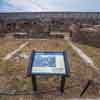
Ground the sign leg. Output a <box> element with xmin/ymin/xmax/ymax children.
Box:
<box><xmin>32</xmin><ymin>75</ymin><xmax>37</xmax><ymax>92</ymax></box>
<box><xmin>60</xmin><ymin>75</ymin><xmax>66</xmax><ymax>93</ymax></box>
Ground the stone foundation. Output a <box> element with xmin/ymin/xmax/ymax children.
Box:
<box><xmin>71</xmin><ymin>32</ymin><xmax>100</xmax><ymax>47</ymax></box>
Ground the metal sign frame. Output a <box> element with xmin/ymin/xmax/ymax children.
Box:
<box><xmin>27</xmin><ymin>50</ymin><xmax>70</xmax><ymax>76</ymax></box>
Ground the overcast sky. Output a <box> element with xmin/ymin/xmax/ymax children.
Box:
<box><xmin>0</xmin><ymin>0</ymin><xmax>100</xmax><ymax>12</ymax></box>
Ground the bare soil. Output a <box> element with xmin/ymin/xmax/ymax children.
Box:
<box><xmin>0</xmin><ymin>39</ymin><xmax>100</xmax><ymax>100</ymax></box>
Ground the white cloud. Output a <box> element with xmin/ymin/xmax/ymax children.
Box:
<box><xmin>3</xmin><ymin>0</ymin><xmax>44</xmax><ymax>11</ymax></box>
<box><xmin>2</xmin><ymin>0</ymin><xmax>81</xmax><ymax>11</ymax></box>
<box><xmin>1</xmin><ymin>0</ymin><xmax>100</xmax><ymax>12</ymax></box>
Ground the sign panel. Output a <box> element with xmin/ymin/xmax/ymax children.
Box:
<box><xmin>31</xmin><ymin>52</ymin><xmax>66</xmax><ymax>75</ymax></box>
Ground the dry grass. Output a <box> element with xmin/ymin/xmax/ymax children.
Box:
<box><xmin>75</xmin><ymin>43</ymin><xmax>100</xmax><ymax>67</ymax></box>
<box><xmin>0</xmin><ymin>39</ymin><xmax>100</xmax><ymax>99</ymax></box>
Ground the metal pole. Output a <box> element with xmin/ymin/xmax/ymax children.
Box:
<box><xmin>32</xmin><ymin>75</ymin><xmax>37</xmax><ymax>92</ymax></box>
<box><xmin>60</xmin><ymin>75</ymin><xmax>66</xmax><ymax>93</ymax></box>
<box><xmin>80</xmin><ymin>80</ymin><xmax>93</xmax><ymax>96</ymax></box>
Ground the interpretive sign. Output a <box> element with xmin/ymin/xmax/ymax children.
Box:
<box><xmin>27</xmin><ymin>50</ymin><xmax>70</xmax><ymax>93</ymax></box>
<box><xmin>27</xmin><ymin>51</ymin><xmax>70</xmax><ymax>76</ymax></box>
<box><xmin>32</xmin><ymin>52</ymin><xmax>66</xmax><ymax>74</ymax></box>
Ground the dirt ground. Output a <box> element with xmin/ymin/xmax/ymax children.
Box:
<box><xmin>0</xmin><ymin>38</ymin><xmax>100</xmax><ymax>100</ymax></box>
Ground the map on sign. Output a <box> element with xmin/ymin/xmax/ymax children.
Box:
<box><xmin>31</xmin><ymin>52</ymin><xmax>66</xmax><ymax>74</ymax></box>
